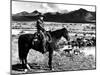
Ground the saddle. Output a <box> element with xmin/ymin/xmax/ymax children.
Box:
<box><xmin>31</xmin><ymin>31</ymin><xmax>52</xmax><ymax>53</ymax></box>
<box><xmin>32</xmin><ymin>31</ymin><xmax>52</xmax><ymax>46</ymax></box>
<box><xmin>32</xmin><ymin>32</ymin><xmax>43</xmax><ymax>46</ymax></box>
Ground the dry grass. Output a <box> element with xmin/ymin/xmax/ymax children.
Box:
<box><xmin>11</xmin><ymin>22</ymin><xmax>96</xmax><ymax>74</ymax></box>
<box><xmin>11</xmin><ymin>36</ymin><xmax>96</xmax><ymax>74</ymax></box>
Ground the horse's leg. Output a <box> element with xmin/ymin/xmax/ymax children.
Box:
<box><xmin>24</xmin><ymin>47</ymin><xmax>31</xmax><ymax>71</ymax></box>
<box><xmin>25</xmin><ymin>58</ymin><xmax>31</xmax><ymax>70</ymax></box>
<box><xmin>22</xmin><ymin>59</ymin><xmax>27</xmax><ymax>71</ymax></box>
<box><xmin>43</xmin><ymin>38</ymin><xmax>48</xmax><ymax>53</ymax></box>
<box><xmin>48</xmin><ymin>50</ymin><xmax>53</xmax><ymax>70</ymax></box>
<box><xmin>48</xmin><ymin>43</ymin><xmax>53</xmax><ymax>70</ymax></box>
<box><xmin>21</xmin><ymin>59</ymin><xmax>30</xmax><ymax>72</ymax></box>
<box><xmin>19</xmin><ymin>49</ymin><xmax>27</xmax><ymax>70</ymax></box>
<box><xmin>21</xmin><ymin>46</ymin><xmax>30</xmax><ymax>71</ymax></box>
<box><xmin>43</xmin><ymin>42</ymin><xmax>46</xmax><ymax>53</ymax></box>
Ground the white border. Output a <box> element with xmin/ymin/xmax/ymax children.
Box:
<box><xmin>0</xmin><ymin>0</ymin><xmax>100</xmax><ymax>75</ymax></box>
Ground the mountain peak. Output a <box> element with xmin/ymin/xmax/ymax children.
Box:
<box><xmin>78</xmin><ymin>8</ymin><xmax>88</xmax><ymax>12</ymax></box>
<box><xmin>31</xmin><ymin>10</ymin><xmax>39</xmax><ymax>14</ymax></box>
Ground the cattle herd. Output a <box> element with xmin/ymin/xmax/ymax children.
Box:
<box><xmin>60</xmin><ymin>34</ymin><xmax>96</xmax><ymax>55</ymax></box>
<box><xmin>70</xmin><ymin>36</ymin><xmax>96</xmax><ymax>48</ymax></box>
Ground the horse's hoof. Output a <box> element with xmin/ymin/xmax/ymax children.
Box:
<box><xmin>49</xmin><ymin>67</ymin><xmax>52</xmax><ymax>70</ymax></box>
<box><xmin>24</xmin><ymin>69</ymin><xmax>28</xmax><ymax>72</ymax></box>
<box><xmin>48</xmin><ymin>68</ymin><xmax>55</xmax><ymax>71</ymax></box>
<box><xmin>52</xmin><ymin>68</ymin><xmax>55</xmax><ymax>71</ymax></box>
<box><xmin>26</xmin><ymin>64</ymin><xmax>31</xmax><ymax>70</ymax></box>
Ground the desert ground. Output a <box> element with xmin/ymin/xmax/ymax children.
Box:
<box><xmin>11</xmin><ymin>21</ymin><xmax>96</xmax><ymax>74</ymax></box>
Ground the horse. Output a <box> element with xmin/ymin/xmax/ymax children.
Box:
<box><xmin>18</xmin><ymin>32</ymin><xmax>53</xmax><ymax>71</ymax></box>
<box><xmin>18</xmin><ymin>27</ymin><xmax>70</xmax><ymax>71</ymax></box>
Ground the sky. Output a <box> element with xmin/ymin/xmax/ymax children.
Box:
<box><xmin>12</xmin><ymin>1</ymin><xmax>96</xmax><ymax>14</ymax></box>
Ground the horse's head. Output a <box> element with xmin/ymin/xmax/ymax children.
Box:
<box><xmin>48</xmin><ymin>28</ymin><xmax>70</xmax><ymax>42</ymax></box>
<box><xmin>62</xmin><ymin>28</ymin><xmax>70</xmax><ymax>41</ymax></box>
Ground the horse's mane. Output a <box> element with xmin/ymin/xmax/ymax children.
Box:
<box><xmin>49</xmin><ymin>28</ymin><xmax>67</xmax><ymax>34</ymax></box>
<box><xmin>48</xmin><ymin>28</ymin><xmax>68</xmax><ymax>39</ymax></box>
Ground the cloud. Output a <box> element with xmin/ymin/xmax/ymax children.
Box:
<box><xmin>12</xmin><ymin>1</ymin><xmax>95</xmax><ymax>14</ymax></box>
<box><xmin>47</xmin><ymin>3</ymin><xmax>59</xmax><ymax>9</ymax></box>
<box><xmin>41</xmin><ymin>3</ymin><xmax>61</xmax><ymax>12</ymax></box>
<box><xmin>59</xmin><ymin>10</ymin><xmax>68</xmax><ymax>13</ymax></box>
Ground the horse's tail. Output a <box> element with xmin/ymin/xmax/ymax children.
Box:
<box><xmin>18</xmin><ymin>35</ymin><xmax>25</xmax><ymax>62</ymax></box>
<box><xmin>18</xmin><ymin>37</ymin><xmax>23</xmax><ymax>61</ymax></box>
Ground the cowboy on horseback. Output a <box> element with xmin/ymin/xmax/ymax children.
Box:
<box><xmin>34</xmin><ymin>13</ymin><xmax>51</xmax><ymax>53</ymax></box>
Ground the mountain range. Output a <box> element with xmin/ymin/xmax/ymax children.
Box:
<box><xmin>12</xmin><ymin>8</ymin><xmax>96</xmax><ymax>23</ymax></box>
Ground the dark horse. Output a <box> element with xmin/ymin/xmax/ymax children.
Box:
<box><xmin>18</xmin><ymin>27</ymin><xmax>70</xmax><ymax>71</ymax></box>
